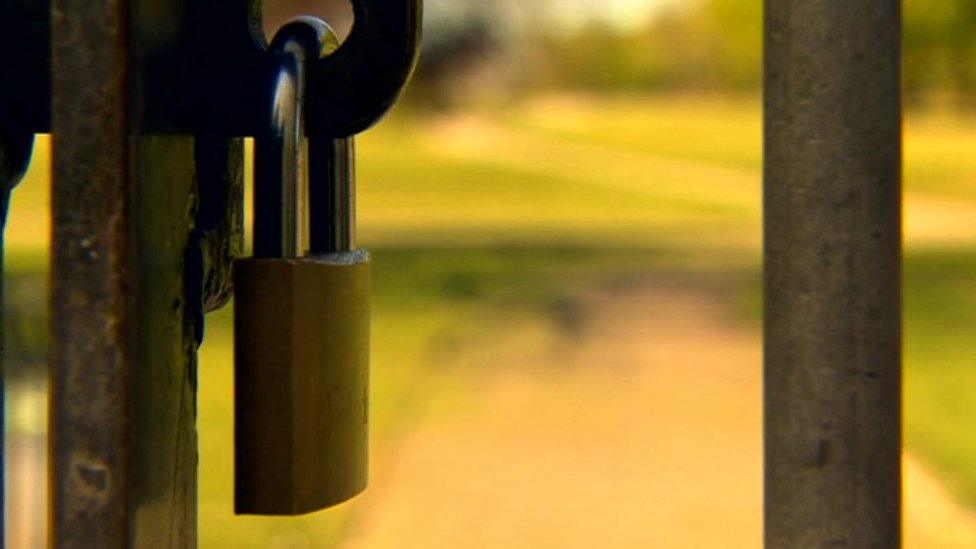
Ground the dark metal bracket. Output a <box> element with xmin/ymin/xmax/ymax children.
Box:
<box><xmin>0</xmin><ymin>0</ymin><xmax>421</xmax><ymax>144</ymax></box>
<box><xmin>0</xmin><ymin>0</ymin><xmax>421</xmax><ymax>319</ymax></box>
<box><xmin>0</xmin><ymin>0</ymin><xmax>50</xmax><ymax>196</ymax></box>
<box><xmin>0</xmin><ymin>0</ymin><xmax>421</xmax><ymax>305</ymax></box>
<box><xmin>192</xmin><ymin>0</ymin><xmax>422</xmax><ymax>138</ymax></box>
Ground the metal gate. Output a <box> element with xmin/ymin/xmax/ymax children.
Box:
<box><xmin>0</xmin><ymin>0</ymin><xmax>902</xmax><ymax>547</ymax></box>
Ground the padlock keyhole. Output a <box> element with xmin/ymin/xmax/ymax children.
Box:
<box><xmin>263</xmin><ymin>0</ymin><xmax>354</xmax><ymax>46</ymax></box>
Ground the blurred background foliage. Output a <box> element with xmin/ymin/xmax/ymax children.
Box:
<box><xmin>413</xmin><ymin>0</ymin><xmax>976</xmax><ymax>105</ymax></box>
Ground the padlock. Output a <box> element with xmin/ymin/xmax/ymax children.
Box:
<box><xmin>234</xmin><ymin>18</ymin><xmax>370</xmax><ymax>516</ymax></box>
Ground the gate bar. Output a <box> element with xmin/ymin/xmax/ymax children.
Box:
<box><xmin>50</xmin><ymin>0</ymin><xmax>242</xmax><ymax>545</ymax></box>
<box><xmin>50</xmin><ymin>1</ymin><xmax>196</xmax><ymax>543</ymax></box>
<box><xmin>764</xmin><ymin>1</ymin><xmax>902</xmax><ymax>546</ymax></box>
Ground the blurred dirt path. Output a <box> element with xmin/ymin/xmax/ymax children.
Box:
<box><xmin>344</xmin><ymin>281</ymin><xmax>976</xmax><ymax>548</ymax></box>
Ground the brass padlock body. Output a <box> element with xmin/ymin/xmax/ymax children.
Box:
<box><xmin>234</xmin><ymin>252</ymin><xmax>370</xmax><ymax>515</ymax></box>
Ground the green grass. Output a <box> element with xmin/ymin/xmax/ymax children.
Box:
<box><xmin>504</xmin><ymin>94</ymin><xmax>764</xmax><ymax>172</ymax></box>
<box><xmin>8</xmin><ymin>94</ymin><xmax>976</xmax><ymax>543</ymax></box>
<box><xmin>904</xmin><ymin>250</ymin><xmax>976</xmax><ymax>507</ymax></box>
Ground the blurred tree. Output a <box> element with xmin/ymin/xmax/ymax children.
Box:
<box><xmin>532</xmin><ymin>0</ymin><xmax>976</xmax><ymax>103</ymax></box>
<box><xmin>412</xmin><ymin>1</ymin><xmax>506</xmax><ymax>106</ymax></box>
<box><xmin>407</xmin><ymin>0</ymin><xmax>525</xmax><ymax>108</ymax></box>
<box><xmin>528</xmin><ymin>0</ymin><xmax>761</xmax><ymax>93</ymax></box>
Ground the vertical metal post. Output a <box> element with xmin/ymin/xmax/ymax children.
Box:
<box><xmin>764</xmin><ymin>1</ymin><xmax>902</xmax><ymax>546</ymax></box>
<box><xmin>50</xmin><ymin>0</ymin><xmax>242</xmax><ymax>546</ymax></box>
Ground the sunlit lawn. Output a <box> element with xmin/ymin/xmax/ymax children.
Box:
<box><xmin>7</xmin><ymin>94</ymin><xmax>976</xmax><ymax>544</ymax></box>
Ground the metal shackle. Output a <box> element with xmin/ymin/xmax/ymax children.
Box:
<box><xmin>309</xmin><ymin>132</ymin><xmax>356</xmax><ymax>254</ymax></box>
<box><xmin>254</xmin><ymin>17</ymin><xmax>352</xmax><ymax>258</ymax></box>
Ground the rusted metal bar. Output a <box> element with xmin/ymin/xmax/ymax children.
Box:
<box><xmin>764</xmin><ymin>1</ymin><xmax>902</xmax><ymax>546</ymax></box>
<box><xmin>50</xmin><ymin>0</ymin><xmax>241</xmax><ymax>546</ymax></box>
